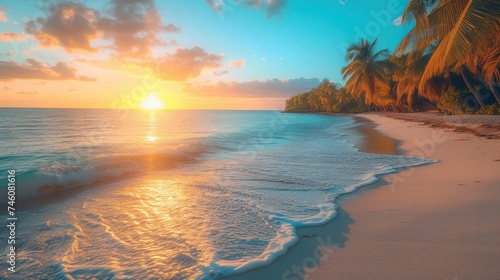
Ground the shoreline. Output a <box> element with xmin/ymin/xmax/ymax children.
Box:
<box><xmin>223</xmin><ymin>113</ymin><xmax>420</xmax><ymax>280</ymax></box>
<box><xmin>310</xmin><ymin>113</ymin><xmax>500</xmax><ymax>279</ymax></box>
<box><xmin>349</xmin><ymin>116</ymin><xmax>400</xmax><ymax>155</ymax></box>
<box><xmin>225</xmin><ymin>112</ymin><xmax>500</xmax><ymax>280</ymax></box>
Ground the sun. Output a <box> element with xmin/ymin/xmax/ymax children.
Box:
<box><xmin>141</xmin><ymin>94</ymin><xmax>164</xmax><ymax>110</ymax></box>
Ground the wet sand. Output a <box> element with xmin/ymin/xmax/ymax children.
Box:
<box><xmin>350</xmin><ymin>116</ymin><xmax>399</xmax><ymax>155</ymax></box>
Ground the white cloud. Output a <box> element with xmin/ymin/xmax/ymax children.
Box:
<box><xmin>393</xmin><ymin>16</ymin><xmax>403</xmax><ymax>26</ymax></box>
<box><xmin>205</xmin><ymin>0</ymin><xmax>287</xmax><ymax>17</ymax></box>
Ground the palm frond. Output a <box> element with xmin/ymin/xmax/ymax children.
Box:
<box><xmin>419</xmin><ymin>0</ymin><xmax>500</xmax><ymax>91</ymax></box>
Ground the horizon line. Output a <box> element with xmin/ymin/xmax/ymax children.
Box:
<box><xmin>0</xmin><ymin>107</ymin><xmax>281</xmax><ymax>111</ymax></box>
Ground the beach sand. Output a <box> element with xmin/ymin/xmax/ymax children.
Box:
<box><xmin>226</xmin><ymin>113</ymin><xmax>500</xmax><ymax>280</ymax></box>
<box><xmin>308</xmin><ymin>113</ymin><xmax>500</xmax><ymax>280</ymax></box>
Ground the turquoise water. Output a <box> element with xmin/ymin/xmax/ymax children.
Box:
<box><xmin>0</xmin><ymin>109</ymin><xmax>433</xmax><ymax>279</ymax></box>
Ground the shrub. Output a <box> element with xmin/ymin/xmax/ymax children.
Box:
<box><xmin>475</xmin><ymin>104</ymin><xmax>500</xmax><ymax>115</ymax></box>
<box><xmin>437</xmin><ymin>88</ymin><xmax>475</xmax><ymax>115</ymax></box>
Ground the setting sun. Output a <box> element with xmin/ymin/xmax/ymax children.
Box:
<box><xmin>2</xmin><ymin>1</ymin><xmax>500</xmax><ymax>279</ymax></box>
<box><xmin>141</xmin><ymin>94</ymin><xmax>164</xmax><ymax>110</ymax></box>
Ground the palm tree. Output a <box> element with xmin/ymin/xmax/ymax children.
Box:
<box><xmin>396</xmin><ymin>0</ymin><xmax>500</xmax><ymax>107</ymax></box>
<box><xmin>334</xmin><ymin>87</ymin><xmax>355</xmax><ymax>112</ymax></box>
<box><xmin>316</xmin><ymin>78</ymin><xmax>336</xmax><ymax>111</ymax></box>
<box><xmin>341</xmin><ymin>39</ymin><xmax>391</xmax><ymax>105</ymax></box>
<box><xmin>461</xmin><ymin>26</ymin><xmax>500</xmax><ymax>105</ymax></box>
<box><xmin>391</xmin><ymin>49</ymin><xmax>446</xmax><ymax>106</ymax></box>
<box><xmin>375</xmin><ymin>94</ymin><xmax>397</xmax><ymax>111</ymax></box>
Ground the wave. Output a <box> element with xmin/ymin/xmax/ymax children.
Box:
<box><xmin>0</xmin><ymin>141</ymin><xmax>211</xmax><ymax>202</ymax></box>
<box><xmin>196</xmin><ymin>158</ymin><xmax>437</xmax><ymax>279</ymax></box>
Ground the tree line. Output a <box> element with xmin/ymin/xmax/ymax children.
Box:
<box><xmin>285</xmin><ymin>0</ymin><xmax>500</xmax><ymax>115</ymax></box>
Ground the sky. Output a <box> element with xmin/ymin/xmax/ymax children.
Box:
<box><xmin>0</xmin><ymin>0</ymin><xmax>412</xmax><ymax>109</ymax></box>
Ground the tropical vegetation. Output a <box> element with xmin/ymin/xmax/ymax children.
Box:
<box><xmin>285</xmin><ymin>0</ymin><xmax>500</xmax><ymax>115</ymax></box>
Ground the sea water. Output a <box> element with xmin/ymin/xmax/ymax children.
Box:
<box><xmin>0</xmin><ymin>109</ymin><xmax>434</xmax><ymax>279</ymax></box>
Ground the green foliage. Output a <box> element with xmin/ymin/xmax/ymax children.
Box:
<box><xmin>331</xmin><ymin>103</ymin><xmax>344</xmax><ymax>113</ymax></box>
<box><xmin>285</xmin><ymin>92</ymin><xmax>314</xmax><ymax>112</ymax></box>
<box><xmin>341</xmin><ymin>39</ymin><xmax>392</xmax><ymax>105</ymax></box>
<box><xmin>437</xmin><ymin>88</ymin><xmax>475</xmax><ymax>115</ymax></box>
<box><xmin>285</xmin><ymin>79</ymin><xmax>350</xmax><ymax>113</ymax></box>
<box><xmin>284</xmin><ymin>78</ymin><xmax>371</xmax><ymax>113</ymax></box>
<box><xmin>331</xmin><ymin>101</ymin><xmax>363</xmax><ymax>113</ymax></box>
<box><xmin>475</xmin><ymin>104</ymin><xmax>500</xmax><ymax>115</ymax></box>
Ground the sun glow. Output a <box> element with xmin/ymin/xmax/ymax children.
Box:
<box><xmin>141</xmin><ymin>94</ymin><xmax>164</xmax><ymax>110</ymax></box>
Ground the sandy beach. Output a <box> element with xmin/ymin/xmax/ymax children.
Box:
<box><xmin>308</xmin><ymin>113</ymin><xmax>500</xmax><ymax>279</ymax></box>
<box><xmin>227</xmin><ymin>112</ymin><xmax>500</xmax><ymax>280</ymax></box>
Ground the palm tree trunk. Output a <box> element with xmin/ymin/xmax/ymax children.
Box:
<box><xmin>461</xmin><ymin>67</ymin><xmax>486</xmax><ymax>109</ymax></box>
<box><xmin>476</xmin><ymin>71</ymin><xmax>500</xmax><ymax>105</ymax></box>
<box><xmin>488</xmin><ymin>84</ymin><xmax>500</xmax><ymax>105</ymax></box>
<box><xmin>357</xmin><ymin>98</ymin><xmax>362</xmax><ymax>111</ymax></box>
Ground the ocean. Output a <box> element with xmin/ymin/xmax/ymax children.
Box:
<box><xmin>0</xmin><ymin>109</ymin><xmax>434</xmax><ymax>279</ymax></box>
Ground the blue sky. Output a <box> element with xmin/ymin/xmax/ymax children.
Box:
<box><xmin>158</xmin><ymin>0</ymin><xmax>412</xmax><ymax>82</ymax></box>
<box><xmin>0</xmin><ymin>0</ymin><xmax>412</xmax><ymax>109</ymax></box>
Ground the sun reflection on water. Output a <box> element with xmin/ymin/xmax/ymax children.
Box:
<box><xmin>145</xmin><ymin>111</ymin><xmax>159</xmax><ymax>143</ymax></box>
<box><xmin>60</xmin><ymin>176</ymin><xmax>217</xmax><ymax>279</ymax></box>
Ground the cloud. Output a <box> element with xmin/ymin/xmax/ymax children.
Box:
<box><xmin>25</xmin><ymin>2</ymin><xmax>101</xmax><ymax>52</ymax></box>
<box><xmin>0</xmin><ymin>7</ymin><xmax>7</xmax><ymax>22</ymax></box>
<box><xmin>393</xmin><ymin>16</ymin><xmax>403</xmax><ymax>26</ymax></box>
<box><xmin>25</xmin><ymin>0</ymin><xmax>179</xmax><ymax>58</ymax></box>
<box><xmin>78</xmin><ymin>75</ymin><xmax>97</xmax><ymax>81</ymax></box>
<box><xmin>206</xmin><ymin>0</ymin><xmax>287</xmax><ymax>17</ymax></box>
<box><xmin>205</xmin><ymin>0</ymin><xmax>224</xmax><ymax>12</ymax></box>
<box><xmin>18</xmin><ymin>91</ymin><xmax>37</xmax><ymax>95</ymax></box>
<box><xmin>228</xmin><ymin>59</ymin><xmax>245</xmax><ymax>67</ymax></box>
<box><xmin>0</xmin><ymin>59</ymin><xmax>96</xmax><ymax>81</ymax></box>
<box><xmin>245</xmin><ymin>0</ymin><xmax>262</xmax><ymax>7</ymax></box>
<box><xmin>213</xmin><ymin>70</ymin><xmax>228</xmax><ymax>76</ymax></box>
<box><xmin>154</xmin><ymin>46</ymin><xmax>223</xmax><ymax>81</ymax></box>
<box><xmin>265</xmin><ymin>0</ymin><xmax>287</xmax><ymax>17</ymax></box>
<box><xmin>185</xmin><ymin>77</ymin><xmax>320</xmax><ymax>98</ymax></box>
<box><xmin>99</xmin><ymin>0</ymin><xmax>180</xmax><ymax>59</ymax></box>
<box><xmin>50</xmin><ymin>61</ymin><xmax>78</xmax><ymax>79</ymax></box>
